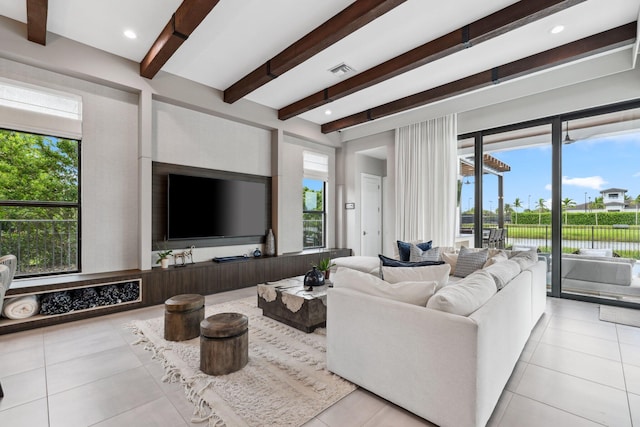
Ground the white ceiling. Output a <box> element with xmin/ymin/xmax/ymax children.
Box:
<box><xmin>1</xmin><ymin>0</ymin><xmax>639</xmax><ymax>129</ymax></box>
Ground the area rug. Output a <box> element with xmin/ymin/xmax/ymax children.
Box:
<box><xmin>127</xmin><ymin>297</ymin><xmax>355</xmax><ymax>427</ymax></box>
<box><xmin>599</xmin><ymin>305</ymin><xmax>640</xmax><ymax>328</ymax></box>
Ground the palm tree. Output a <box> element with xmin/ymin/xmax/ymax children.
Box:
<box><xmin>536</xmin><ymin>198</ymin><xmax>546</xmax><ymax>225</ymax></box>
<box><xmin>513</xmin><ymin>198</ymin><xmax>523</xmax><ymax>224</ymax></box>
<box><xmin>561</xmin><ymin>197</ymin><xmax>576</xmax><ymax>223</ymax></box>
<box><xmin>504</xmin><ymin>203</ymin><xmax>513</xmax><ymax>223</ymax></box>
<box><xmin>593</xmin><ymin>196</ymin><xmax>605</xmax><ymax>210</ymax></box>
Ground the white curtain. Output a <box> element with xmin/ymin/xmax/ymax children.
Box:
<box><xmin>395</xmin><ymin>115</ymin><xmax>457</xmax><ymax>247</ymax></box>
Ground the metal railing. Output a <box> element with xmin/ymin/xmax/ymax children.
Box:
<box><xmin>303</xmin><ymin>218</ymin><xmax>324</xmax><ymax>249</ymax></box>
<box><xmin>0</xmin><ymin>219</ymin><xmax>78</xmax><ymax>277</ymax></box>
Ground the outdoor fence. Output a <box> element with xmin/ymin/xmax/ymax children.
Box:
<box><xmin>0</xmin><ymin>219</ymin><xmax>78</xmax><ymax>277</ymax></box>
<box><xmin>303</xmin><ymin>218</ymin><xmax>324</xmax><ymax>249</ymax></box>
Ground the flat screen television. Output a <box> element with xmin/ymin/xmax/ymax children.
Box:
<box><xmin>167</xmin><ymin>173</ymin><xmax>268</xmax><ymax>240</ymax></box>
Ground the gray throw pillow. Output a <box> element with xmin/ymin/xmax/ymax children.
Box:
<box><xmin>409</xmin><ymin>244</ymin><xmax>441</xmax><ymax>262</ymax></box>
<box><xmin>454</xmin><ymin>247</ymin><xmax>488</xmax><ymax>278</ymax></box>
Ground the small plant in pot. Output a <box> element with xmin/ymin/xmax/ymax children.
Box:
<box><xmin>315</xmin><ymin>258</ymin><xmax>336</xmax><ymax>280</ymax></box>
<box><xmin>156</xmin><ymin>249</ymin><xmax>173</xmax><ymax>269</ymax></box>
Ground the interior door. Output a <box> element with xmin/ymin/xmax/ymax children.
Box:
<box><xmin>361</xmin><ymin>174</ymin><xmax>382</xmax><ymax>256</ymax></box>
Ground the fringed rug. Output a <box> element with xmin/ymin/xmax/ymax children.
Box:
<box><xmin>127</xmin><ymin>297</ymin><xmax>355</xmax><ymax>426</ymax></box>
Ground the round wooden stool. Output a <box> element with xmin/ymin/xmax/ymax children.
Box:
<box><xmin>200</xmin><ymin>312</ymin><xmax>248</xmax><ymax>375</ymax></box>
<box><xmin>164</xmin><ymin>294</ymin><xmax>205</xmax><ymax>341</ymax></box>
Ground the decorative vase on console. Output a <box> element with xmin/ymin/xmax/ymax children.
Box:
<box><xmin>265</xmin><ymin>229</ymin><xmax>275</xmax><ymax>256</ymax></box>
<box><xmin>303</xmin><ymin>266</ymin><xmax>325</xmax><ymax>291</ymax></box>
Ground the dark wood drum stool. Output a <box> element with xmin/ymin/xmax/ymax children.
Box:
<box><xmin>164</xmin><ymin>294</ymin><xmax>205</xmax><ymax>341</ymax></box>
<box><xmin>200</xmin><ymin>312</ymin><xmax>248</xmax><ymax>375</ymax></box>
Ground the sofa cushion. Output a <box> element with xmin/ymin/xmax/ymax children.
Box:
<box><xmin>409</xmin><ymin>244</ymin><xmax>441</xmax><ymax>262</ymax></box>
<box><xmin>333</xmin><ymin>267</ymin><xmax>438</xmax><ymax>306</ymax></box>
<box><xmin>397</xmin><ymin>240</ymin><xmax>432</xmax><ymax>261</ymax></box>
<box><xmin>378</xmin><ymin>254</ymin><xmax>444</xmax><ymax>269</ymax></box>
<box><xmin>441</xmin><ymin>252</ymin><xmax>458</xmax><ymax>274</ymax></box>
<box><xmin>508</xmin><ymin>249</ymin><xmax>538</xmax><ymax>270</ymax></box>
<box><xmin>453</xmin><ymin>247</ymin><xmax>488</xmax><ymax>278</ymax></box>
<box><xmin>426</xmin><ymin>270</ymin><xmax>497</xmax><ymax>316</ymax></box>
<box><xmin>483</xmin><ymin>250</ymin><xmax>508</xmax><ymax>268</ymax></box>
<box><xmin>332</xmin><ymin>256</ymin><xmax>380</xmax><ymax>275</ymax></box>
<box><xmin>578</xmin><ymin>248</ymin><xmax>613</xmax><ymax>257</ymax></box>
<box><xmin>382</xmin><ymin>264</ymin><xmax>450</xmax><ymax>288</ymax></box>
<box><xmin>484</xmin><ymin>260</ymin><xmax>522</xmax><ymax>290</ymax></box>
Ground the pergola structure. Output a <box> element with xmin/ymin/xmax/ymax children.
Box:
<box><xmin>460</xmin><ymin>154</ymin><xmax>511</xmax><ymax>229</ymax></box>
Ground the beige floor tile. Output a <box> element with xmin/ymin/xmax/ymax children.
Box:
<box><xmin>91</xmin><ymin>396</ymin><xmax>187</xmax><ymax>427</ymax></box>
<box><xmin>528</xmin><ymin>312</ymin><xmax>551</xmax><ymax>341</ymax></box>
<box><xmin>46</xmin><ymin>344</ymin><xmax>142</xmax><ymax>394</ymax></box>
<box><xmin>617</xmin><ymin>324</ymin><xmax>640</xmax><ymax>346</ymax></box>
<box><xmin>620</xmin><ymin>342</ymin><xmax>640</xmax><ymax>368</ymax></box>
<box><xmin>302</xmin><ymin>417</ymin><xmax>330</xmax><ymax>427</ymax></box>
<box><xmin>47</xmin><ymin>366</ymin><xmax>164</xmax><ymax>427</ymax></box>
<box><xmin>43</xmin><ymin>316</ymin><xmax>118</xmax><ymax>345</ymax></box>
<box><xmin>0</xmin><ymin>367</ymin><xmax>47</xmax><ymax>412</ymax></box>
<box><xmin>0</xmin><ymin>398</ymin><xmax>49</xmax><ymax>427</ymax></box>
<box><xmin>44</xmin><ymin>328</ymin><xmax>127</xmax><ymax>365</ymax></box>
<box><xmin>505</xmin><ymin>361</ymin><xmax>527</xmax><ymax>392</ymax></box>
<box><xmin>629</xmin><ymin>392</ymin><xmax>640</xmax><ymax>427</ymax></box>
<box><xmin>540</xmin><ymin>326</ymin><xmax>621</xmax><ymax>361</ymax></box>
<box><xmin>486</xmin><ymin>390</ymin><xmax>513</xmax><ymax>427</ymax></box>
<box><xmin>316</xmin><ymin>389</ymin><xmax>385</xmax><ymax>427</ymax></box>
<box><xmin>519</xmin><ymin>339</ymin><xmax>539</xmax><ymax>362</ymax></box>
<box><xmin>623</xmin><ymin>363</ymin><xmax>640</xmax><ymax>395</ymax></box>
<box><xmin>515</xmin><ymin>364</ymin><xmax>631</xmax><ymax>426</ymax></box>
<box><xmin>530</xmin><ymin>342</ymin><xmax>626</xmax><ymax>390</ymax></box>
<box><xmin>0</xmin><ymin>345</ymin><xmax>45</xmax><ymax>377</ymax></box>
<box><xmin>547</xmin><ymin>304</ymin><xmax>600</xmax><ymax>323</ymax></box>
<box><xmin>0</xmin><ymin>328</ymin><xmax>43</xmax><ymax>356</ymax></box>
<box><xmin>498</xmin><ymin>394</ymin><xmax>602</xmax><ymax>427</ymax></box>
<box><xmin>143</xmin><ymin>359</ymin><xmax>185</xmax><ymax>395</ymax></box>
<box><xmin>546</xmin><ymin>316</ymin><xmax>618</xmax><ymax>342</ymax></box>
<box><xmin>363</xmin><ymin>404</ymin><xmax>435</xmax><ymax>426</ymax></box>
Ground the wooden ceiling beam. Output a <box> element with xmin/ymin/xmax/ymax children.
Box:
<box><xmin>27</xmin><ymin>0</ymin><xmax>48</xmax><ymax>45</ymax></box>
<box><xmin>223</xmin><ymin>0</ymin><xmax>407</xmax><ymax>104</ymax></box>
<box><xmin>140</xmin><ymin>0</ymin><xmax>220</xmax><ymax>79</ymax></box>
<box><xmin>321</xmin><ymin>22</ymin><xmax>636</xmax><ymax>133</ymax></box>
<box><xmin>280</xmin><ymin>0</ymin><xmax>585</xmax><ymax>120</ymax></box>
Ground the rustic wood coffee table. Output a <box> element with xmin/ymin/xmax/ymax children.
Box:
<box><xmin>257</xmin><ymin>276</ymin><xmax>327</xmax><ymax>333</ymax></box>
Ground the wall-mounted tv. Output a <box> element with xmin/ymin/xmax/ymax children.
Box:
<box><xmin>167</xmin><ymin>173</ymin><xmax>268</xmax><ymax>240</ymax></box>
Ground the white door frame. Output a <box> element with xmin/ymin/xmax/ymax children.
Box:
<box><xmin>360</xmin><ymin>173</ymin><xmax>382</xmax><ymax>256</ymax></box>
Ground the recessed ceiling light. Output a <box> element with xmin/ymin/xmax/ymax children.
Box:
<box><xmin>123</xmin><ymin>29</ymin><xmax>137</xmax><ymax>39</ymax></box>
<box><xmin>324</xmin><ymin>109</ymin><xmax>332</xmax><ymax>116</ymax></box>
<box><xmin>550</xmin><ymin>25</ymin><xmax>565</xmax><ymax>34</ymax></box>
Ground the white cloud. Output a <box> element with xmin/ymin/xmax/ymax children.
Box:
<box><xmin>544</xmin><ymin>184</ymin><xmax>552</xmax><ymax>191</ymax></box>
<box><xmin>561</xmin><ymin>176</ymin><xmax>607</xmax><ymax>190</ymax></box>
<box><xmin>633</xmin><ymin>172</ymin><xmax>640</xmax><ymax>177</ymax></box>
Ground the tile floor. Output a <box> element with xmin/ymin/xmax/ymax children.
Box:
<box><xmin>1</xmin><ymin>287</ymin><xmax>639</xmax><ymax>426</ymax></box>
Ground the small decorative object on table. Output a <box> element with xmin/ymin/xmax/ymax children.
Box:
<box><xmin>253</xmin><ymin>247</ymin><xmax>262</xmax><ymax>258</ymax></box>
<box><xmin>156</xmin><ymin>248</ymin><xmax>173</xmax><ymax>269</ymax></box>
<box><xmin>316</xmin><ymin>258</ymin><xmax>336</xmax><ymax>281</ymax></box>
<box><xmin>265</xmin><ymin>228</ymin><xmax>276</xmax><ymax>256</ymax></box>
<box><xmin>303</xmin><ymin>266</ymin><xmax>325</xmax><ymax>290</ymax></box>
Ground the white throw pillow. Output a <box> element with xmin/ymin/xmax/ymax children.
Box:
<box><xmin>426</xmin><ymin>270</ymin><xmax>497</xmax><ymax>316</ymax></box>
<box><xmin>508</xmin><ymin>249</ymin><xmax>538</xmax><ymax>270</ymax></box>
<box><xmin>333</xmin><ymin>267</ymin><xmax>438</xmax><ymax>306</ymax></box>
<box><xmin>332</xmin><ymin>256</ymin><xmax>380</xmax><ymax>275</ymax></box>
<box><xmin>483</xmin><ymin>260</ymin><xmax>522</xmax><ymax>290</ymax></box>
<box><xmin>441</xmin><ymin>252</ymin><xmax>458</xmax><ymax>274</ymax></box>
<box><xmin>578</xmin><ymin>248</ymin><xmax>613</xmax><ymax>258</ymax></box>
<box><xmin>483</xmin><ymin>250</ymin><xmax>508</xmax><ymax>268</ymax></box>
<box><xmin>382</xmin><ymin>264</ymin><xmax>451</xmax><ymax>287</ymax></box>
<box><xmin>409</xmin><ymin>244</ymin><xmax>441</xmax><ymax>262</ymax></box>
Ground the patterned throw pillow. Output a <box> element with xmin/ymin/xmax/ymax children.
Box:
<box><xmin>409</xmin><ymin>244</ymin><xmax>441</xmax><ymax>262</ymax></box>
<box><xmin>453</xmin><ymin>247</ymin><xmax>489</xmax><ymax>278</ymax></box>
<box><xmin>397</xmin><ymin>240</ymin><xmax>432</xmax><ymax>261</ymax></box>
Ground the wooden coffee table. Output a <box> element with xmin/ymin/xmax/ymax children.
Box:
<box><xmin>257</xmin><ymin>276</ymin><xmax>327</xmax><ymax>333</ymax></box>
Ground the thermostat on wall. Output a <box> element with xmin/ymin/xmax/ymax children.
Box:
<box><xmin>345</xmin><ymin>202</ymin><xmax>355</xmax><ymax>209</ymax></box>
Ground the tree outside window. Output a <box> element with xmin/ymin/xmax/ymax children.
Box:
<box><xmin>303</xmin><ymin>178</ymin><xmax>325</xmax><ymax>249</ymax></box>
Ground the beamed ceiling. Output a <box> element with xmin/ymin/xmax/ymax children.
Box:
<box><xmin>2</xmin><ymin>0</ymin><xmax>639</xmax><ymax>135</ymax></box>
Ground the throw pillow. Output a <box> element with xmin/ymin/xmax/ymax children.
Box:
<box><xmin>426</xmin><ymin>270</ymin><xmax>497</xmax><ymax>316</ymax></box>
<box><xmin>483</xmin><ymin>251</ymin><xmax>508</xmax><ymax>268</ymax></box>
<box><xmin>332</xmin><ymin>256</ymin><xmax>380</xmax><ymax>275</ymax></box>
<box><xmin>378</xmin><ymin>254</ymin><xmax>445</xmax><ymax>279</ymax></box>
<box><xmin>441</xmin><ymin>252</ymin><xmax>458</xmax><ymax>274</ymax></box>
<box><xmin>382</xmin><ymin>264</ymin><xmax>451</xmax><ymax>288</ymax></box>
<box><xmin>483</xmin><ymin>260</ymin><xmax>521</xmax><ymax>290</ymax></box>
<box><xmin>397</xmin><ymin>240</ymin><xmax>432</xmax><ymax>262</ymax></box>
<box><xmin>409</xmin><ymin>244</ymin><xmax>441</xmax><ymax>262</ymax></box>
<box><xmin>453</xmin><ymin>246</ymin><xmax>488</xmax><ymax>278</ymax></box>
<box><xmin>508</xmin><ymin>249</ymin><xmax>538</xmax><ymax>270</ymax></box>
<box><xmin>332</xmin><ymin>267</ymin><xmax>438</xmax><ymax>306</ymax></box>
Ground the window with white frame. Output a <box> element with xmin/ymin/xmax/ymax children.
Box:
<box><xmin>303</xmin><ymin>151</ymin><xmax>328</xmax><ymax>249</ymax></box>
<box><xmin>0</xmin><ymin>78</ymin><xmax>82</xmax><ymax>277</ymax></box>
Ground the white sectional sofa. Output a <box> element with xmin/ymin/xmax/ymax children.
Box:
<box><xmin>561</xmin><ymin>253</ymin><xmax>640</xmax><ymax>298</ymax></box>
<box><xmin>327</xmin><ymin>252</ymin><xmax>546</xmax><ymax>427</ymax></box>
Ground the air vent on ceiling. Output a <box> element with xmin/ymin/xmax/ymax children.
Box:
<box><xmin>328</xmin><ymin>63</ymin><xmax>356</xmax><ymax>77</ymax></box>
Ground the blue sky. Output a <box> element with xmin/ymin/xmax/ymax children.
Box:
<box><xmin>460</xmin><ymin>131</ymin><xmax>640</xmax><ymax>212</ymax></box>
